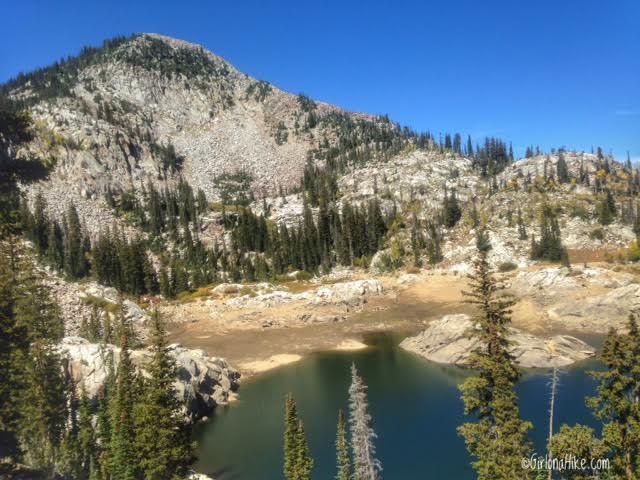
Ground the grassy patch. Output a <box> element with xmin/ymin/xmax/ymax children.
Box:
<box><xmin>82</xmin><ymin>295</ymin><xmax>119</xmax><ymax>314</ymax></box>
<box><xmin>176</xmin><ymin>286</ymin><xmax>213</xmax><ymax>304</ymax></box>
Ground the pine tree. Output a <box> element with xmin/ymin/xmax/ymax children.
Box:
<box><xmin>348</xmin><ymin>364</ymin><xmax>382</xmax><ymax>480</ymax></box>
<box><xmin>457</xmin><ymin>249</ymin><xmax>532</xmax><ymax>479</ymax></box>
<box><xmin>31</xmin><ymin>191</ymin><xmax>49</xmax><ymax>254</ymax></box>
<box><xmin>11</xmin><ymin>261</ymin><xmax>67</xmax><ymax>474</ymax></box>
<box><xmin>517</xmin><ymin>208</ymin><xmax>528</xmax><ymax>240</ymax></box>
<box><xmin>335</xmin><ymin>409</ymin><xmax>351</xmax><ymax>480</ymax></box>
<box><xmin>159</xmin><ymin>265</ymin><xmax>172</xmax><ymax>299</ymax></box>
<box><xmin>530</xmin><ymin>203</ymin><xmax>567</xmax><ymax>263</ymax></box>
<box><xmin>59</xmin><ymin>381</ymin><xmax>81</xmax><ymax>477</ymax></box>
<box><xmin>96</xmin><ymin>349</ymin><xmax>116</xmax><ymax>480</ymax></box>
<box><xmin>586</xmin><ymin>315</ymin><xmax>640</xmax><ymax>479</ymax></box>
<box><xmin>294</xmin><ymin>421</ymin><xmax>313</xmax><ymax>480</ymax></box>
<box><xmin>284</xmin><ymin>393</ymin><xmax>299</xmax><ymax>480</ymax></box>
<box><xmin>425</xmin><ymin>221</ymin><xmax>442</xmax><ymax>265</ymax></box>
<box><xmin>13</xmin><ymin>267</ymin><xmax>67</xmax><ymax>473</ymax></box>
<box><xmin>410</xmin><ymin>214</ymin><xmax>422</xmax><ymax>268</ymax></box>
<box><xmin>0</xmin><ymin>236</ymin><xmax>25</xmax><ymax>459</ymax></box>
<box><xmin>46</xmin><ymin>219</ymin><xmax>64</xmax><ymax>270</ymax></box>
<box><xmin>108</xmin><ymin>313</ymin><xmax>138</xmax><ymax>480</ymax></box>
<box><xmin>442</xmin><ymin>188</ymin><xmax>462</xmax><ymax>228</ymax></box>
<box><xmin>556</xmin><ymin>151</ymin><xmax>570</xmax><ymax>183</ymax></box>
<box><xmin>17</xmin><ymin>338</ymin><xmax>67</xmax><ymax>475</ymax></box>
<box><xmin>64</xmin><ymin>203</ymin><xmax>87</xmax><ymax>278</ymax></box>
<box><xmin>134</xmin><ymin>310</ymin><xmax>194</xmax><ymax>479</ymax></box>
<box><xmin>548</xmin><ymin>424</ymin><xmax>605</xmax><ymax>480</ymax></box>
<box><xmin>596</xmin><ymin>190</ymin><xmax>617</xmax><ymax>225</ymax></box>
<box><xmin>634</xmin><ymin>203</ymin><xmax>640</xmax><ymax>242</ymax></box>
<box><xmin>475</xmin><ymin>226</ymin><xmax>492</xmax><ymax>253</ymax></box>
<box><xmin>77</xmin><ymin>384</ymin><xmax>97</xmax><ymax>479</ymax></box>
<box><xmin>15</xmin><ymin>265</ymin><xmax>64</xmax><ymax>343</ymax></box>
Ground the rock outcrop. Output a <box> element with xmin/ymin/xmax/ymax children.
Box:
<box><xmin>312</xmin><ymin>279</ymin><xmax>383</xmax><ymax>307</ymax></box>
<box><xmin>59</xmin><ymin>336</ymin><xmax>240</xmax><ymax>418</ymax></box>
<box><xmin>548</xmin><ymin>283</ymin><xmax>640</xmax><ymax>332</ymax></box>
<box><xmin>510</xmin><ymin>268</ymin><xmax>582</xmax><ymax>298</ymax></box>
<box><xmin>185</xmin><ymin>473</ymin><xmax>215</xmax><ymax>480</ymax></box>
<box><xmin>400</xmin><ymin>314</ymin><xmax>595</xmax><ymax>368</ymax></box>
<box><xmin>214</xmin><ymin>279</ymin><xmax>383</xmax><ymax>310</ymax></box>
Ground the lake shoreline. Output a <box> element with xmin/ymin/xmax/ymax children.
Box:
<box><xmin>169</xmin><ymin>269</ymin><xmax>617</xmax><ymax>381</ymax></box>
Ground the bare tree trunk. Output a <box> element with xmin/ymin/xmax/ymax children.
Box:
<box><xmin>548</xmin><ymin>367</ymin><xmax>559</xmax><ymax>480</ymax></box>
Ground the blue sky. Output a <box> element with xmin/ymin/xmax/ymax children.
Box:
<box><xmin>2</xmin><ymin>0</ymin><xmax>639</xmax><ymax>161</ymax></box>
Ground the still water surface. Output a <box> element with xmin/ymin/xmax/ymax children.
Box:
<box><xmin>194</xmin><ymin>333</ymin><xmax>601</xmax><ymax>480</ymax></box>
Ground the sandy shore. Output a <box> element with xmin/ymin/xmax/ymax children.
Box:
<box><xmin>236</xmin><ymin>339</ymin><xmax>368</xmax><ymax>375</ymax></box>
<box><xmin>239</xmin><ymin>354</ymin><xmax>303</xmax><ymax>374</ymax></box>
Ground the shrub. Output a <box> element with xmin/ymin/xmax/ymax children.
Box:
<box><xmin>589</xmin><ymin>228</ymin><xmax>605</xmax><ymax>241</ymax></box>
<box><xmin>295</xmin><ymin>271</ymin><xmax>313</xmax><ymax>281</ymax></box>
<box><xmin>626</xmin><ymin>241</ymin><xmax>640</xmax><ymax>262</ymax></box>
<box><xmin>498</xmin><ymin>261</ymin><xmax>517</xmax><ymax>272</ymax></box>
<box><xmin>569</xmin><ymin>205</ymin><xmax>590</xmax><ymax>220</ymax></box>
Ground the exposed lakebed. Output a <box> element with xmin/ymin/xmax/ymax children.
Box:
<box><xmin>194</xmin><ymin>333</ymin><xmax>602</xmax><ymax>480</ymax></box>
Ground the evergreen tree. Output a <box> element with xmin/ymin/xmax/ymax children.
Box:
<box><xmin>556</xmin><ymin>151</ymin><xmax>570</xmax><ymax>183</ymax></box>
<box><xmin>335</xmin><ymin>409</ymin><xmax>351</xmax><ymax>480</ymax></box>
<box><xmin>410</xmin><ymin>215</ymin><xmax>422</xmax><ymax>268</ymax></box>
<box><xmin>633</xmin><ymin>203</ymin><xmax>640</xmax><ymax>242</ymax></box>
<box><xmin>159</xmin><ymin>266</ymin><xmax>172</xmax><ymax>299</ymax></box>
<box><xmin>586</xmin><ymin>315</ymin><xmax>640</xmax><ymax>479</ymax></box>
<box><xmin>284</xmin><ymin>393</ymin><xmax>300</xmax><ymax>480</ymax></box>
<box><xmin>0</xmin><ymin>237</ymin><xmax>25</xmax><ymax>459</ymax></box>
<box><xmin>596</xmin><ymin>190</ymin><xmax>617</xmax><ymax>225</ymax></box>
<box><xmin>15</xmin><ymin>266</ymin><xmax>64</xmax><ymax>343</ymax></box>
<box><xmin>548</xmin><ymin>424</ymin><xmax>605</xmax><ymax>480</ymax></box>
<box><xmin>59</xmin><ymin>381</ymin><xmax>81</xmax><ymax>478</ymax></box>
<box><xmin>64</xmin><ymin>203</ymin><xmax>89</xmax><ymax>279</ymax></box>
<box><xmin>96</xmin><ymin>349</ymin><xmax>116</xmax><ymax>480</ymax></box>
<box><xmin>108</xmin><ymin>313</ymin><xmax>138</xmax><ymax>480</ymax></box>
<box><xmin>14</xmin><ymin>268</ymin><xmax>67</xmax><ymax>475</ymax></box>
<box><xmin>475</xmin><ymin>226</ymin><xmax>492</xmax><ymax>253</ymax></box>
<box><xmin>46</xmin><ymin>220</ymin><xmax>64</xmax><ymax>270</ymax></box>
<box><xmin>12</xmin><ymin>262</ymin><xmax>67</xmax><ymax>473</ymax></box>
<box><xmin>134</xmin><ymin>310</ymin><xmax>194</xmax><ymax>479</ymax></box>
<box><xmin>442</xmin><ymin>188</ymin><xmax>462</xmax><ymax>228</ymax></box>
<box><xmin>294</xmin><ymin>421</ymin><xmax>313</xmax><ymax>480</ymax></box>
<box><xmin>348</xmin><ymin>364</ymin><xmax>382</xmax><ymax>480</ymax></box>
<box><xmin>425</xmin><ymin>221</ymin><xmax>443</xmax><ymax>265</ymax></box>
<box><xmin>31</xmin><ymin>191</ymin><xmax>49</xmax><ymax>254</ymax></box>
<box><xmin>77</xmin><ymin>384</ymin><xmax>97</xmax><ymax>479</ymax></box>
<box><xmin>17</xmin><ymin>339</ymin><xmax>67</xmax><ymax>475</ymax></box>
<box><xmin>530</xmin><ymin>204</ymin><xmax>568</xmax><ymax>263</ymax></box>
<box><xmin>517</xmin><ymin>208</ymin><xmax>528</xmax><ymax>240</ymax></box>
<box><xmin>458</xmin><ymin>249</ymin><xmax>532</xmax><ymax>479</ymax></box>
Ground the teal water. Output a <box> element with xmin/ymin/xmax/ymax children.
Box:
<box><xmin>194</xmin><ymin>333</ymin><xmax>601</xmax><ymax>480</ymax></box>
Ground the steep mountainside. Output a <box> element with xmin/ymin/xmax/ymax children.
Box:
<box><xmin>4</xmin><ymin>34</ymin><xmax>412</xmax><ymax>228</ymax></box>
<box><xmin>4</xmin><ymin>33</ymin><xmax>640</xmax><ymax>322</ymax></box>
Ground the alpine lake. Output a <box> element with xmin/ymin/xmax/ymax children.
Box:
<box><xmin>193</xmin><ymin>331</ymin><xmax>603</xmax><ymax>479</ymax></box>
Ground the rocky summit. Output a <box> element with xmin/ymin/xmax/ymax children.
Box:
<box><xmin>5</xmin><ymin>34</ymin><xmax>397</xmax><ymax>232</ymax></box>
